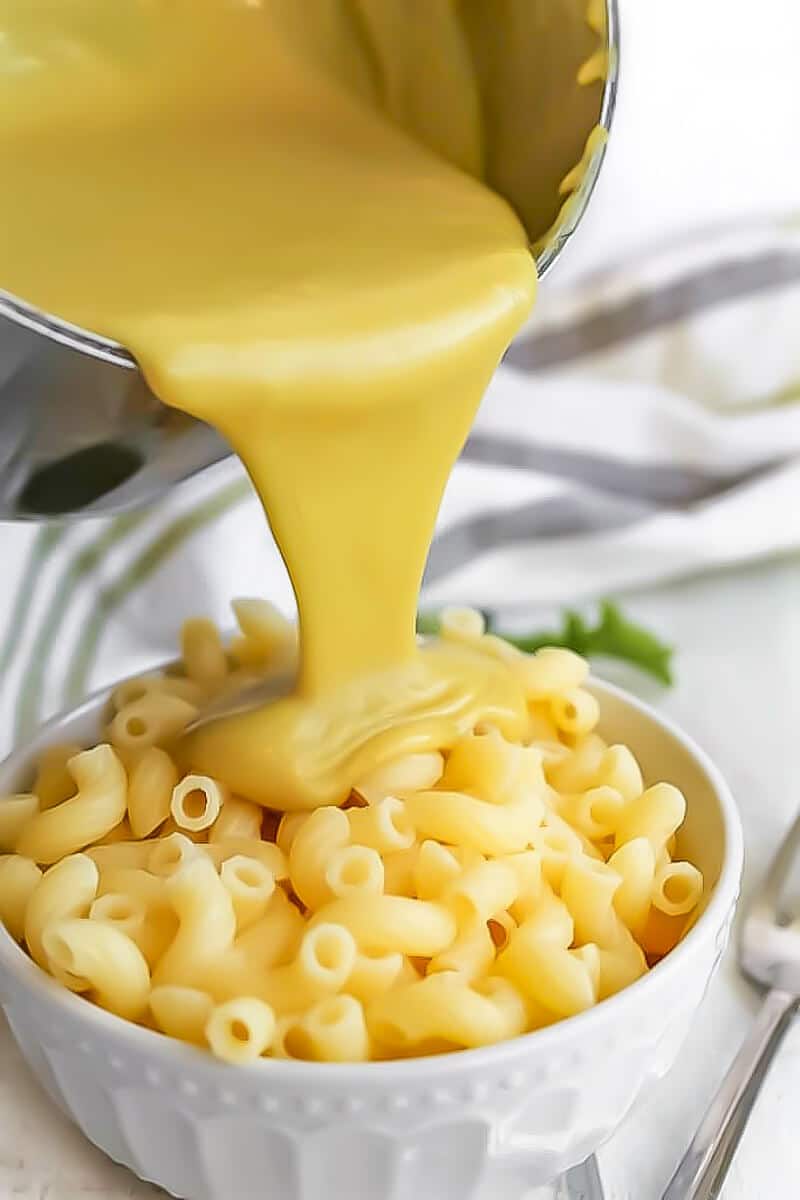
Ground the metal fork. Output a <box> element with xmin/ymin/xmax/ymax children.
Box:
<box><xmin>662</xmin><ymin>811</ymin><xmax>800</xmax><ymax>1199</ymax></box>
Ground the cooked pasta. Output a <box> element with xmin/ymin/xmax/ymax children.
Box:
<box><xmin>0</xmin><ymin>606</ymin><xmax>705</xmax><ymax>1064</ymax></box>
<box><xmin>111</xmin><ymin>674</ymin><xmax>205</xmax><ymax>713</ymax></box>
<box><xmin>153</xmin><ymin>856</ymin><xmax>237</xmax><ymax>991</ymax></box>
<box><xmin>180</xmin><ymin>618</ymin><xmax>229</xmax><ymax>690</ymax></box>
<box><xmin>42</xmin><ymin>918</ymin><xmax>150</xmax><ymax>1020</ymax></box>
<box><xmin>439</xmin><ymin>606</ymin><xmax>486</xmax><ymax>643</ymax></box>
<box><xmin>345</xmin><ymin>950</ymin><xmax>405</xmax><ymax>1003</ymax></box>
<box><xmin>109</xmin><ymin>694</ymin><xmax>197</xmax><ymax>756</ymax></box>
<box><xmin>403</xmin><ymin>788</ymin><xmax>540</xmax><ymax>856</ymax></box>
<box><xmin>32</xmin><ymin>743</ymin><xmax>82</xmax><ymax>810</ymax></box>
<box><xmin>652</xmin><ymin>860</ymin><xmax>704</xmax><ymax>916</ymax></box>
<box><xmin>275</xmin><ymin>811</ymin><xmax>308</xmax><ymax>856</ymax></box>
<box><xmin>0</xmin><ymin>794</ymin><xmax>40</xmax><ymax>853</ymax></box>
<box><xmin>0</xmin><ymin>855</ymin><xmax>42</xmax><ymax>942</ymax></box>
<box><xmin>615</xmin><ymin>783</ymin><xmax>687</xmax><ymax>854</ymax></box>
<box><xmin>413</xmin><ymin>840</ymin><xmax>463</xmax><ymax>900</ymax></box>
<box><xmin>127</xmin><ymin>747</ymin><xmax>178</xmax><ymax>839</ymax></box>
<box><xmin>369</xmin><ymin>972</ymin><xmax>528</xmax><ymax>1051</ymax></box>
<box><xmin>17</xmin><ymin>746</ymin><xmax>127</xmax><ymax>864</ymax></box>
<box><xmin>205</xmin><ymin>997</ymin><xmax>276</xmax><ymax>1064</ymax></box>
<box><xmin>229</xmin><ymin>597</ymin><xmax>298</xmax><ymax>671</ymax></box>
<box><xmin>171</xmin><ymin>774</ymin><xmax>227</xmax><ymax>833</ymax></box>
<box><xmin>234</xmin><ymin>888</ymin><xmax>304</xmax><ymax>970</ymax></box>
<box><xmin>428</xmin><ymin>920</ymin><xmax>495</xmax><ymax>982</ymax></box>
<box><xmin>147</xmin><ymin>832</ymin><xmax>201</xmax><ymax>878</ymax></box>
<box><xmin>252</xmin><ymin>923</ymin><xmax>357</xmax><ymax>1014</ymax></box>
<box><xmin>150</xmin><ymin>985</ymin><xmax>213</xmax><ymax>1045</ymax></box>
<box><xmin>354</xmin><ymin>752</ymin><xmax>444</xmax><ymax>805</ymax></box>
<box><xmin>325</xmin><ymin>845</ymin><xmax>384</xmax><ymax>898</ymax></box>
<box><xmin>209</xmin><ymin>796</ymin><xmax>263</xmax><ymax>843</ymax></box>
<box><xmin>88</xmin><ymin>891</ymin><xmax>170</xmax><ymax>966</ymax></box>
<box><xmin>345</xmin><ymin>796</ymin><xmax>415</xmax><ymax>854</ymax></box>
<box><xmin>220</xmin><ymin>855</ymin><xmax>276</xmax><ymax>929</ymax></box>
<box><xmin>292</xmin><ymin>994</ymin><xmax>370</xmax><ymax>1062</ymax></box>
<box><xmin>549</xmin><ymin>688</ymin><xmax>600</xmax><ymax>737</ymax></box>
<box><xmin>382</xmin><ymin>845</ymin><xmax>421</xmax><ymax>897</ymax></box>
<box><xmin>289</xmin><ymin>806</ymin><xmax>349</xmax><ymax>910</ymax></box>
<box><xmin>609</xmin><ymin>838</ymin><xmax>656</xmax><ymax>936</ymax></box>
<box><xmin>443</xmin><ymin>859</ymin><xmax>520</xmax><ymax>927</ymax></box>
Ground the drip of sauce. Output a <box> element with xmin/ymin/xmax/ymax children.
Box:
<box><xmin>0</xmin><ymin>1</ymin><xmax>602</xmax><ymax>809</ymax></box>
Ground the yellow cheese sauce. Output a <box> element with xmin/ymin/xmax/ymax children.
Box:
<box><xmin>0</xmin><ymin>1</ymin><xmax>602</xmax><ymax>810</ymax></box>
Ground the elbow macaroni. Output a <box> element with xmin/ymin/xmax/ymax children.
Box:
<box><xmin>354</xmin><ymin>751</ymin><xmax>444</xmax><ymax>805</ymax></box>
<box><xmin>171</xmin><ymin>774</ymin><xmax>227</xmax><ymax>832</ymax></box>
<box><xmin>0</xmin><ymin>855</ymin><xmax>42</xmax><ymax>941</ymax></box>
<box><xmin>209</xmin><ymin>795</ymin><xmax>263</xmax><ymax>842</ymax></box>
<box><xmin>180</xmin><ymin>618</ymin><xmax>229</xmax><ymax>690</ymax></box>
<box><xmin>205</xmin><ymin>997</ymin><xmax>276</xmax><ymax>1064</ymax></box>
<box><xmin>0</xmin><ymin>606</ymin><xmax>705</xmax><ymax>1063</ymax></box>
<box><xmin>0</xmin><ymin>794</ymin><xmax>40</xmax><ymax>853</ymax></box>
<box><xmin>17</xmin><ymin>746</ymin><xmax>127</xmax><ymax>864</ymax></box>
<box><xmin>32</xmin><ymin>742</ymin><xmax>82</xmax><ymax>810</ymax></box>
<box><xmin>229</xmin><ymin>597</ymin><xmax>298</xmax><ymax>672</ymax></box>
<box><xmin>127</xmin><ymin>747</ymin><xmax>178</xmax><ymax>839</ymax></box>
<box><xmin>109</xmin><ymin>693</ymin><xmax>198</xmax><ymax>756</ymax></box>
<box><xmin>290</xmin><ymin>993</ymin><xmax>370</xmax><ymax>1062</ymax></box>
<box><xmin>150</xmin><ymin>985</ymin><xmax>213</xmax><ymax>1045</ymax></box>
<box><xmin>25</xmin><ymin>853</ymin><xmax>100</xmax><ymax>968</ymax></box>
<box><xmin>220</xmin><ymin>855</ymin><xmax>276</xmax><ymax>929</ymax></box>
<box><xmin>42</xmin><ymin>917</ymin><xmax>150</xmax><ymax>1020</ymax></box>
<box><xmin>368</xmin><ymin>972</ymin><xmax>527</xmax><ymax>1051</ymax></box>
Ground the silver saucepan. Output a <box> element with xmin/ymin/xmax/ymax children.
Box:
<box><xmin>0</xmin><ymin>0</ymin><xmax>619</xmax><ymax>519</ymax></box>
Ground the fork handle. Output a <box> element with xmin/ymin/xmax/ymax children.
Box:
<box><xmin>662</xmin><ymin>988</ymin><xmax>800</xmax><ymax>1200</ymax></box>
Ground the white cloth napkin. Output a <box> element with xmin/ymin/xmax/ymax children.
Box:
<box><xmin>427</xmin><ymin>220</ymin><xmax>800</xmax><ymax>610</ymax></box>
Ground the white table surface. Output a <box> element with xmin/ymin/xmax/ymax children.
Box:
<box><xmin>1</xmin><ymin>554</ymin><xmax>799</xmax><ymax>1200</ymax></box>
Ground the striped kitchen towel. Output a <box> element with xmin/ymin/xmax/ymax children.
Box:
<box><xmin>1</xmin><ymin>218</ymin><xmax>799</xmax><ymax>753</ymax></box>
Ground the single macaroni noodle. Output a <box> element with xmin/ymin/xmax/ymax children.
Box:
<box><xmin>42</xmin><ymin>917</ymin><xmax>150</xmax><ymax>1020</ymax></box>
<box><xmin>150</xmin><ymin>985</ymin><xmax>213</xmax><ymax>1045</ymax></box>
<box><xmin>171</xmin><ymin>774</ymin><xmax>228</xmax><ymax>833</ymax></box>
<box><xmin>32</xmin><ymin>743</ymin><xmax>82</xmax><ymax>811</ymax></box>
<box><xmin>17</xmin><ymin>746</ymin><xmax>127</xmax><ymax>864</ymax></box>
<box><xmin>109</xmin><ymin>694</ymin><xmax>198</xmax><ymax>757</ymax></box>
<box><xmin>220</xmin><ymin>855</ymin><xmax>276</xmax><ymax>930</ymax></box>
<box><xmin>205</xmin><ymin>997</ymin><xmax>276</xmax><ymax>1064</ymax></box>
<box><xmin>180</xmin><ymin>618</ymin><xmax>229</xmax><ymax>691</ymax></box>
<box><xmin>127</xmin><ymin>748</ymin><xmax>179</xmax><ymax>840</ymax></box>
<box><xmin>209</xmin><ymin>796</ymin><xmax>263</xmax><ymax>843</ymax></box>
<box><xmin>0</xmin><ymin>794</ymin><xmax>40</xmax><ymax>853</ymax></box>
<box><xmin>0</xmin><ymin>855</ymin><xmax>42</xmax><ymax>942</ymax></box>
<box><xmin>287</xmin><ymin>994</ymin><xmax>370</xmax><ymax>1062</ymax></box>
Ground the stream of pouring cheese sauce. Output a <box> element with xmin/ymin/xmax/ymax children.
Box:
<box><xmin>0</xmin><ymin>1</ymin><xmax>602</xmax><ymax>810</ymax></box>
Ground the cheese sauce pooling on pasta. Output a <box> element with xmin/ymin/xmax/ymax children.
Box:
<box><xmin>0</xmin><ymin>1</ymin><xmax>603</xmax><ymax>809</ymax></box>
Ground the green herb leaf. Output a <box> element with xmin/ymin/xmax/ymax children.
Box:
<box><xmin>415</xmin><ymin>612</ymin><xmax>441</xmax><ymax>637</ymax></box>
<box><xmin>417</xmin><ymin>600</ymin><xmax>674</xmax><ymax>686</ymax></box>
<box><xmin>587</xmin><ymin>600</ymin><xmax>674</xmax><ymax>686</ymax></box>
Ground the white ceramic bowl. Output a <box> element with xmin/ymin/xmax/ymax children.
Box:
<box><xmin>0</xmin><ymin>678</ymin><xmax>743</xmax><ymax>1200</ymax></box>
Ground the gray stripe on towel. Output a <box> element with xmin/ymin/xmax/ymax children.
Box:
<box><xmin>424</xmin><ymin>491</ymin><xmax>649</xmax><ymax>586</ymax></box>
<box><xmin>462</xmin><ymin>433</ymin><xmax>777</xmax><ymax>506</ymax></box>
<box><xmin>426</xmin><ymin>247</ymin><xmax>799</xmax><ymax>591</ymax></box>
<box><xmin>507</xmin><ymin>250</ymin><xmax>800</xmax><ymax>370</ymax></box>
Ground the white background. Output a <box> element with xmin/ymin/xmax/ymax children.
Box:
<box><xmin>556</xmin><ymin>0</ymin><xmax>800</xmax><ymax>287</ymax></box>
